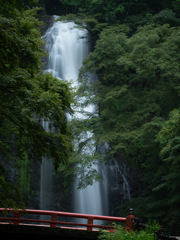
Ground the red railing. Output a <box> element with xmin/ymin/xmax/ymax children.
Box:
<box><xmin>0</xmin><ymin>208</ymin><xmax>135</xmax><ymax>232</ymax></box>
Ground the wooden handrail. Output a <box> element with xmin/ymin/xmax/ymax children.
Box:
<box><xmin>0</xmin><ymin>208</ymin><xmax>135</xmax><ymax>232</ymax></box>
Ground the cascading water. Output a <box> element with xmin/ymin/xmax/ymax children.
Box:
<box><xmin>41</xmin><ymin>16</ymin><xmax>132</xmax><ymax>221</ymax></box>
<box><xmin>40</xmin><ymin>121</ymin><xmax>53</xmax><ymax>212</ymax></box>
<box><xmin>74</xmin><ymin>161</ymin><xmax>108</xmax><ymax>224</ymax></box>
<box><xmin>43</xmin><ymin>18</ymin><xmax>89</xmax><ymax>80</ymax></box>
<box><xmin>108</xmin><ymin>158</ymin><xmax>131</xmax><ymax>216</ymax></box>
<box><xmin>41</xmin><ymin>17</ymin><xmax>108</xmax><ymax>220</ymax></box>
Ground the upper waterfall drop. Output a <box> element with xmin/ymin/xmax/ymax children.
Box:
<box><xmin>43</xmin><ymin>17</ymin><xmax>89</xmax><ymax>82</ymax></box>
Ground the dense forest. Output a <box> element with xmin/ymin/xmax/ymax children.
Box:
<box><xmin>0</xmin><ymin>0</ymin><xmax>74</xmax><ymax>208</ymax></box>
<box><xmin>1</xmin><ymin>0</ymin><xmax>180</xmax><ymax>236</ymax></box>
<box><xmin>55</xmin><ymin>0</ymin><xmax>180</xmax><ymax>235</ymax></box>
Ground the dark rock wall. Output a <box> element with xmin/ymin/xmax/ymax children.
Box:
<box><xmin>107</xmin><ymin>158</ymin><xmax>144</xmax><ymax>217</ymax></box>
<box><xmin>108</xmin><ymin>158</ymin><xmax>144</xmax><ymax>216</ymax></box>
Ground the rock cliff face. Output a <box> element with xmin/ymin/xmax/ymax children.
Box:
<box><xmin>38</xmin><ymin>15</ymin><xmax>54</xmax><ymax>36</ymax></box>
<box><xmin>38</xmin><ymin>15</ymin><xmax>54</xmax><ymax>71</ymax></box>
<box><xmin>107</xmin><ymin>158</ymin><xmax>144</xmax><ymax>216</ymax></box>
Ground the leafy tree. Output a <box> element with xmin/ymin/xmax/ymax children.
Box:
<box><xmin>98</xmin><ymin>220</ymin><xmax>160</xmax><ymax>240</ymax></box>
<box><xmin>58</xmin><ymin>0</ymin><xmax>180</xmax><ymax>25</ymax></box>
<box><xmin>58</xmin><ymin>1</ymin><xmax>180</xmax><ymax>50</ymax></box>
<box><xmin>77</xmin><ymin>23</ymin><xmax>180</xmax><ymax>162</ymax></box>
<box><xmin>54</xmin><ymin>0</ymin><xmax>180</xmax><ymax>234</ymax></box>
<box><xmin>152</xmin><ymin>108</ymin><xmax>180</xmax><ymax>234</ymax></box>
<box><xmin>0</xmin><ymin>165</ymin><xmax>25</xmax><ymax>209</ymax></box>
<box><xmin>55</xmin><ymin>0</ymin><xmax>180</xmax><ymax>235</ymax></box>
<box><xmin>0</xmin><ymin>0</ymin><xmax>74</xmax><ymax>208</ymax></box>
<box><xmin>64</xmin><ymin>23</ymin><xmax>180</xmax><ymax>233</ymax></box>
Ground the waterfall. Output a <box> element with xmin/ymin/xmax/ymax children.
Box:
<box><xmin>41</xmin><ymin>17</ymin><xmax>107</xmax><ymax>219</ymax></box>
<box><xmin>41</xmin><ymin>16</ymin><xmax>131</xmax><ymax>220</ymax></box>
<box><xmin>43</xmin><ymin>17</ymin><xmax>89</xmax><ymax>80</ymax></box>
<box><xmin>40</xmin><ymin>121</ymin><xmax>53</xmax><ymax>211</ymax></box>
<box><xmin>115</xmin><ymin>161</ymin><xmax>131</xmax><ymax>201</ymax></box>
<box><xmin>74</xmin><ymin>161</ymin><xmax>108</xmax><ymax>224</ymax></box>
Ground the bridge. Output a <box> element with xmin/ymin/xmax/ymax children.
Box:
<box><xmin>0</xmin><ymin>208</ymin><xmax>135</xmax><ymax>240</ymax></box>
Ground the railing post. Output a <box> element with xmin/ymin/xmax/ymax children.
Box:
<box><xmin>50</xmin><ymin>213</ymin><xmax>57</xmax><ymax>227</ymax></box>
<box><xmin>131</xmin><ymin>217</ymin><xmax>140</xmax><ymax>231</ymax></box>
<box><xmin>87</xmin><ymin>217</ymin><xmax>94</xmax><ymax>231</ymax></box>
<box><xmin>13</xmin><ymin>211</ymin><xmax>20</xmax><ymax>225</ymax></box>
<box><xmin>126</xmin><ymin>208</ymin><xmax>135</xmax><ymax>232</ymax></box>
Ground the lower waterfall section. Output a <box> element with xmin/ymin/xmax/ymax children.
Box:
<box><xmin>40</xmin><ymin>120</ymin><xmax>53</xmax><ymax>212</ymax></box>
<box><xmin>74</xmin><ymin>162</ymin><xmax>108</xmax><ymax>225</ymax></box>
<box><xmin>40</xmin><ymin>157</ymin><xmax>53</xmax><ymax>211</ymax></box>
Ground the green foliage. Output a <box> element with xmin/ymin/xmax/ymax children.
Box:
<box><xmin>51</xmin><ymin>0</ymin><xmax>180</xmax><ymax>235</ymax></box>
<box><xmin>152</xmin><ymin>9</ymin><xmax>180</xmax><ymax>26</ymax></box>
<box><xmin>77</xmin><ymin>23</ymin><xmax>180</xmax><ymax>164</ymax></box>
<box><xmin>57</xmin><ymin>0</ymin><xmax>180</xmax><ymax>27</ymax></box>
<box><xmin>67</xmin><ymin>23</ymin><xmax>180</xmax><ymax>234</ymax></box>
<box><xmin>98</xmin><ymin>221</ymin><xmax>160</xmax><ymax>240</ymax></box>
<box><xmin>172</xmin><ymin>0</ymin><xmax>180</xmax><ymax>11</ymax></box>
<box><xmin>60</xmin><ymin>0</ymin><xmax>82</xmax><ymax>6</ymax></box>
<box><xmin>0</xmin><ymin>0</ymin><xmax>74</xmax><ymax>208</ymax></box>
<box><xmin>0</xmin><ymin>2</ymin><xmax>74</xmax><ymax>169</ymax></box>
<box><xmin>0</xmin><ymin>164</ymin><xmax>25</xmax><ymax>209</ymax></box>
<box><xmin>16</xmin><ymin>152</ymin><xmax>31</xmax><ymax>198</ymax></box>
<box><xmin>57</xmin><ymin>0</ymin><xmax>180</xmax><ymax>42</ymax></box>
<box><xmin>150</xmin><ymin>108</ymin><xmax>180</xmax><ymax>234</ymax></box>
<box><xmin>5</xmin><ymin>0</ymin><xmax>180</xmax><ymax>233</ymax></box>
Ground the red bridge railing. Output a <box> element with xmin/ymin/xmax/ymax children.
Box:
<box><xmin>0</xmin><ymin>208</ymin><xmax>135</xmax><ymax>232</ymax></box>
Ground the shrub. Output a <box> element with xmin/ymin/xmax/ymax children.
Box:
<box><xmin>98</xmin><ymin>220</ymin><xmax>160</xmax><ymax>240</ymax></box>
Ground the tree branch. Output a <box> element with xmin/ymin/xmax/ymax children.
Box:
<box><xmin>0</xmin><ymin>112</ymin><xmax>26</xmax><ymax>135</ymax></box>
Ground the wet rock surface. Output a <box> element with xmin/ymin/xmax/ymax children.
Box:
<box><xmin>38</xmin><ymin>15</ymin><xmax>54</xmax><ymax>36</ymax></box>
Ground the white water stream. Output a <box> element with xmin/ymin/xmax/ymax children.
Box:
<box><xmin>41</xmin><ymin>17</ymin><xmax>131</xmax><ymax>222</ymax></box>
<box><xmin>41</xmin><ymin>17</ymin><xmax>108</xmax><ymax>219</ymax></box>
